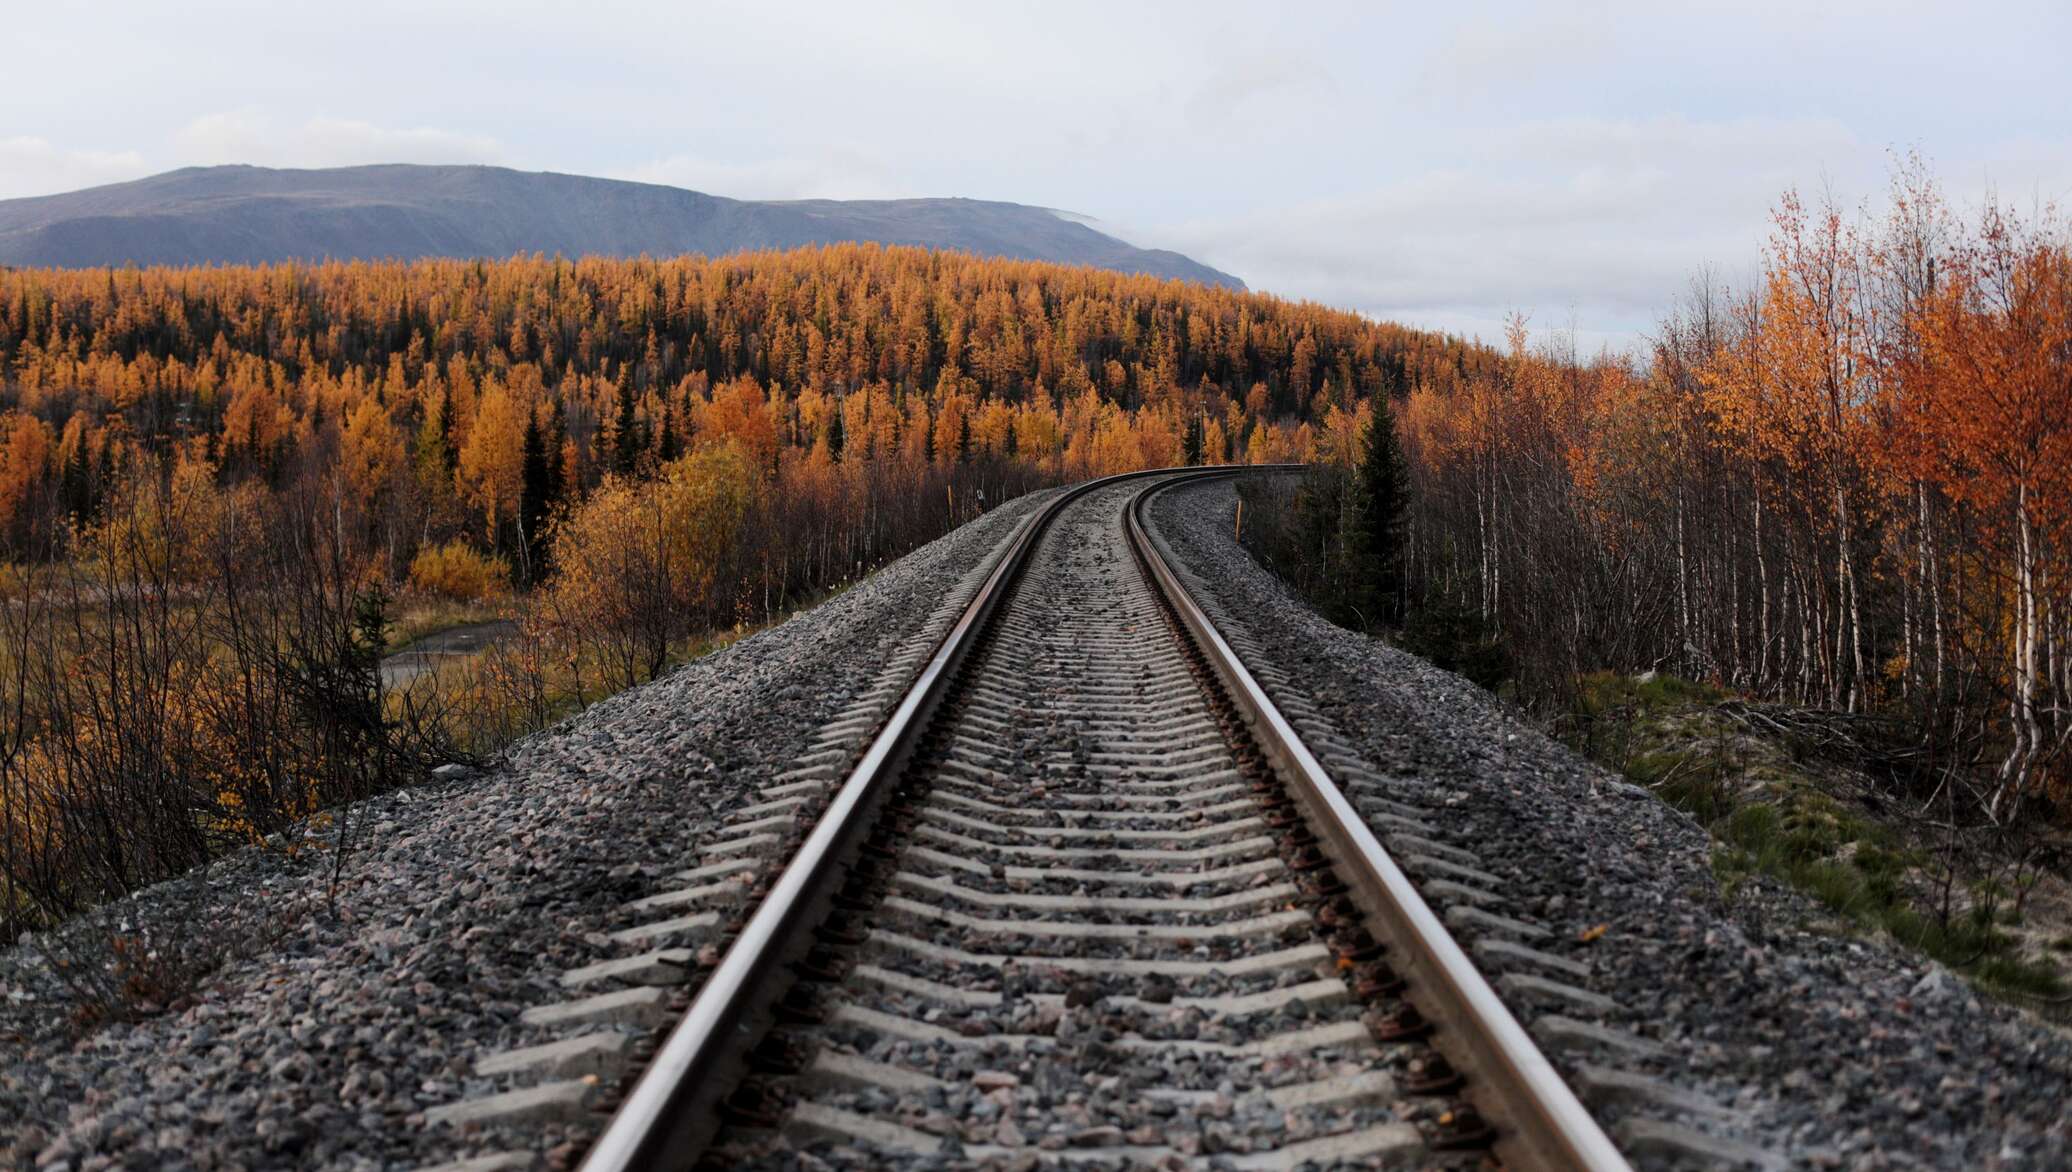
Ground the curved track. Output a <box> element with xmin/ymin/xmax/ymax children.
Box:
<box><xmin>578</xmin><ymin>468</ymin><xmax>1630</xmax><ymax>1172</ymax></box>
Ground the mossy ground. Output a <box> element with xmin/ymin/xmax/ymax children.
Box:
<box><xmin>1560</xmin><ymin>671</ymin><xmax>2069</xmax><ymax>1005</ymax></box>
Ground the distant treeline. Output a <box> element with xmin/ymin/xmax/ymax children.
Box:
<box><xmin>0</xmin><ymin>243</ymin><xmax>1491</xmax><ymax>575</ymax></box>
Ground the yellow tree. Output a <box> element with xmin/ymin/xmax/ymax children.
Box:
<box><xmin>0</xmin><ymin>414</ymin><xmax>54</xmax><ymax>547</ymax></box>
<box><xmin>699</xmin><ymin>376</ymin><xmax>779</xmax><ymax>471</ymax></box>
<box><xmin>459</xmin><ymin>381</ymin><xmax>527</xmax><ymax>542</ymax></box>
<box><xmin>339</xmin><ymin>397</ymin><xmax>402</xmax><ymax>519</ymax></box>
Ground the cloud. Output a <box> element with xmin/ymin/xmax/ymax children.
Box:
<box><xmin>0</xmin><ymin>115</ymin><xmax>511</xmax><ymax>201</ymax></box>
<box><xmin>171</xmin><ymin>111</ymin><xmax>505</xmax><ymax>169</ymax></box>
<box><xmin>1140</xmin><ymin>114</ymin><xmax>1874</xmax><ymax>346</ymax></box>
<box><xmin>168</xmin><ymin>112</ymin><xmax>269</xmax><ymax>165</ymax></box>
<box><xmin>0</xmin><ymin>137</ymin><xmax>150</xmax><ymax>199</ymax></box>
<box><xmin>1410</xmin><ymin>10</ymin><xmax>1614</xmax><ymax>105</ymax></box>
<box><xmin>297</xmin><ymin>118</ymin><xmax>505</xmax><ymax>167</ymax></box>
<box><xmin>1947</xmin><ymin>135</ymin><xmax>2072</xmax><ymax>211</ymax></box>
<box><xmin>1182</xmin><ymin>50</ymin><xmax>1338</xmax><ymax>137</ymax></box>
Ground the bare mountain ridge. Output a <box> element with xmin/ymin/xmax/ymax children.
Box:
<box><xmin>0</xmin><ymin>164</ymin><xmax>1242</xmax><ymax>287</ymax></box>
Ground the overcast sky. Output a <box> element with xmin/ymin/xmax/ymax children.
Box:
<box><xmin>6</xmin><ymin>0</ymin><xmax>2069</xmax><ymax>349</ymax></box>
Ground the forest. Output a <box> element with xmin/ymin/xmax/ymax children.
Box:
<box><xmin>2</xmin><ymin>159</ymin><xmax>2066</xmax><ymax>961</ymax></box>
<box><xmin>1393</xmin><ymin>161</ymin><xmax>2070</xmax><ymax>823</ymax></box>
<box><xmin>0</xmin><ymin>243</ymin><xmax>1483</xmax><ymax>936</ymax></box>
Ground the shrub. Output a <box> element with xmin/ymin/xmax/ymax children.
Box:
<box><xmin>536</xmin><ymin>443</ymin><xmax>760</xmax><ymax>689</ymax></box>
<box><xmin>1</xmin><ymin>468</ymin><xmax>446</xmax><ymax>941</ymax></box>
<box><xmin>408</xmin><ymin>541</ymin><xmax>512</xmax><ymax>601</ymax></box>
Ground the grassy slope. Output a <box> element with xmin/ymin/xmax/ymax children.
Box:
<box><xmin>1564</xmin><ymin>672</ymin><xmax>2070</xmax><ymax>1004</ymax></box>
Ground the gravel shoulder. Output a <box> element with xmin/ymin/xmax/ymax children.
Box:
<box><xmin>0</xmin><ymin>489</ymin><xmax>1054</xmax><ymax>1172</ymax></box>
<box><xmin>1151</xmin><ymin>477</ymin><xmax>2072</xmax><ymax>1171</ymax></box>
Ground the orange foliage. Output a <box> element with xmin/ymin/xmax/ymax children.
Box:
<box><xmin>458</xmin><ymin>380</ymin><xmax>527</xmax><ymax>539</ymax></box>
<box><xmin>1398</xmin><ymin>165</ymin><xmax>2072</xmax><ymax>811</ymax></box>
<box><xmin>699</xmin><ymin>376</ymin><xmax>780</xmax><ymax>470</ymax></box>
<box><xmin>408</xmin><ymin>540</ymin><xmax>512</xmax><ymax>601</ymax></box>
<box><xmin>0</xmin><ymin>413</ymin><xmax>54</xmax><ymax>544</ymax></box>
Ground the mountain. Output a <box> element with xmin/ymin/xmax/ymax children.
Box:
<box><xmin>0</xmin><ymin>164</ymin><xmax>1241</xmax><ymax>287</ymax></box>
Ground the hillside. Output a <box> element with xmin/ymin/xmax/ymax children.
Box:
<box><xmin>0</xmin><ymin>164</ymin><xmax>1242</xmax><ymax>287</ymax></box>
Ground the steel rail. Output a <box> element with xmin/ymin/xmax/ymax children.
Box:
<box><xmin>578</xmin><ymin>465</ymin><xmax>1274</xmax><ymax>1172</ymax></box>
<box><xmin>1125</xmin><ymin>474</ymin><xmax>1633</xmax><ymax>1172</ymax></box>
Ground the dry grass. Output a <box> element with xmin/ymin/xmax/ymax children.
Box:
<box><xmin>384</xmin><ymin>595</ymin><xmax>511</xmax><ymax>651</ymax></box>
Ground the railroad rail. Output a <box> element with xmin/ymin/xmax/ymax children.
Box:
<box><xmin>577</xmin><ymin>467</ymin><xmax>1631</xmax><ymax>1172</ymax></box>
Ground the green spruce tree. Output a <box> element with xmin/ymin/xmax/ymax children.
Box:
<box><xmin>61</xmin><ymin>440</ymin><xmax>95</xmax><ymax>524</ymax></box>
<box><xmin>519</xmin><ymin>410</ymin><xmax>553</xmax><ymax>584</ymax></box>
<box><xmin>546</xmin><ymin>396</ymin><xmax>568</xmax><ymax>502</ymax></box>
<box><xmin>612</xmin><ymin>372</ymin><xmax>642</xmax><ymax>475</ymax></box>
<box><xmin>1354</xmin><ymin>395</ymin><xmax>1409</xmax><ymax>625</ymax></box>
<box><xmin>657</xmin><ymin>404</ymin><xmax>682</xmax><ymax>463</ymax></box>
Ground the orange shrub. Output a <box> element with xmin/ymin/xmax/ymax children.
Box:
<box><xmin>408</xmin><ymin>540</ymin><xmax>512</xmax><ymax>601</ymax></box>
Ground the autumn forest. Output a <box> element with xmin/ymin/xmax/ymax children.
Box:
<box><xmin>1</xmin><ymin>160</ymin><xmax>2068</xmax><ymax>938</ymax></box>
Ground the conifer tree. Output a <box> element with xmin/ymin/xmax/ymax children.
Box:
<box><xmin>61</xmin><ymin>439</ymin><xmax>94</xmax><ymax>523</ymax></box>
<box><xmin>1354</xmin><ymin>395</ymin><xmax>1409</xmax><ymax>625</ymax></box>
<box><xmin>520</xmin><ymin>409</ymin><xmax>553</xmax><ymax>583</ymax></box>
<box><xmin>437</xmin><ymin>383</ymin><xmax>458</xmax><ymax>474</ymax></box>
<box><xmin>612</xmin><ymin>371</ymin><xmax>642</xmax><ymax>475</ymax></box>
<box><xmin>546</xmin><ymin>397</ymin><xmax>568</xmax><ymax>504</ymax></box>
<box><xmin>657</xmin><ymin>404</ymin><xmax>682</xmax><ymax>463</ymax></box>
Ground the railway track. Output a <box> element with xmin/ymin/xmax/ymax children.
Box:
<box><xmin>577</xmin><ymin>468</ymin><xmax>1631</xmax><ymax>1171</ymax></box>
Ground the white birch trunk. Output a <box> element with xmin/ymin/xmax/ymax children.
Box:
<box><xmin>1998</xmin><ymin>484</ymin><xmax>2040</xmax><ymax>818</ymax></box>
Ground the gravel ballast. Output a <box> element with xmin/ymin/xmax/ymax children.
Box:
<box><xmin>0</xmin><ymin>489</ymin><xmax>1054</xmax><ymax>1172</ymax></box>
<box><xmin>1150</xmin><ymin>476</ymin><xmax>2072</xmax><ymax>1170</ymax></box>
<box><xmin>715</xmin><ymin>480</ymin><xmax>1438</xmax><ymax>1170</ymax></box>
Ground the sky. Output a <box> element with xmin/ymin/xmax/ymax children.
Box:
<box><xmin>5</xmin><ymin>0</ymin><xmax>2070</xmax><ymax>350</ymax></box>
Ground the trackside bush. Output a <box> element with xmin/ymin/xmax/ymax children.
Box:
<box><xmin>408</xmin><ymin>541</ymin><xmax>512</xmax><ymax>601</ymax></box>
